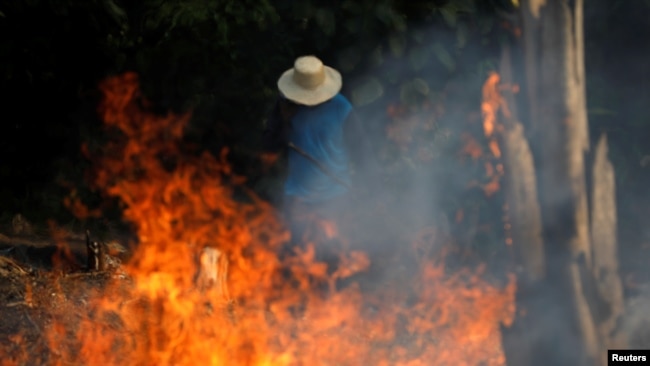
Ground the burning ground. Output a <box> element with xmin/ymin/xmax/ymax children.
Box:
<box><xmin>0</xmin><ymin>73</ymin><xmax>517</xmax><ymax>365</ymax></box>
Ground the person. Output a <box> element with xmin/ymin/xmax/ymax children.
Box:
<box><xmin>262</xmin><ymin>55</ymin><xmax>378</xmax><ymax>267</ymax></box>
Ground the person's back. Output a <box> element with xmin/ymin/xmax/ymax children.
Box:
<box><xmin>262</xmin><ymin>55</ymin><xmax>379</xmax><ymax>270</ymax></box>
<box><xmin>285</xmin><ymin>93</ymin><xmax>352</xmax><ymax>203</ymax></box>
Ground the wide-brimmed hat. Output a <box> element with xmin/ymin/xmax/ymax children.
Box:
<box><xmin>277</xmin><ymin>56</ymin><xmax>342</xmax><ymax>106</ymax></box>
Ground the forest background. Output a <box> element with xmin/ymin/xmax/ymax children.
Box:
<box><xmin>0</xmin><ymin>0</ymin><xmax>649</xmax><ymax>303</ymax></box>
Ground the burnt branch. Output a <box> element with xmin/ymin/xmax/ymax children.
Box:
<box><xmin>86</xmin><ymin>230</ymin><xmax>104</xmax><ymax>272</ymax></box>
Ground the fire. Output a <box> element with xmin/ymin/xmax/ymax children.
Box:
<box><xmin>1</xmin><ymin>73</ymin><xmax>516</xmax><ymax>365</ymax></box>
<box><xmin>474</xmin><ymin>72</ymin><xmax>514</xmax><ymax>198</ymax></box>
<box><xmin>460</xmin><ymin>134</ymin><xmax>483</xmax><ymax>161</ymax></box>
<box><xmin>481</xmin><ymin>72</ymin><xmax>511</xmax><ymax>133</ymax></box>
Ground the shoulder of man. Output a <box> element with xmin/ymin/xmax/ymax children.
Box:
<box><xmin>328</xmin><ymin>93</ymin><xmax>353</xmax><ymax>119</ymax></box>
<box><xmin>332</xmin><ymin>93</ymin><xmax>352</xmax><ymax>107</ymax></box>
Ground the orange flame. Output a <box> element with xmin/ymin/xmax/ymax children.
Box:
<box><xmin>1</xmin><ymin>73</ymin><xmax>515</xmax><ymax>366</ymax></box>
<box><xmin>481</xmin><ymin>73</ymin><xmax>515</xmax><ymax>246</ymax></box>
<box><xmin>478</xmin><ymin>72</ymin><xmax>513</xmax><ymax>197</ymax></box>
<box><xmin>481</xmin><ymin>73</ymin><xmax>506</xmax><ymax>147</ymax></box>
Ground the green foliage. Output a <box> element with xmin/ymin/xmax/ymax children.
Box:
<box><xmin>0</xmin><ymin>0</ymin><xmax>537</xmax><ymax>226</ymax></box>
<box><xmin>0</xmin><ymin>0</ymin><xmax>508</xmax><ymax>115</ymax></box>
<box><xmin>141</xmin><ymin>0</ymin><xmax>279</xmax><ymax>42</ymax></box>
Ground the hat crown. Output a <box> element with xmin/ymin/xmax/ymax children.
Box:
<box><xmin>277</xmin><ymin>55</ymin><xmax>341</xmax><ymax>106</ymax></box>
<box><xmin>292</xmin><ymin>56</ymin><xmax>326</xmax><ymax>90</ymax></box>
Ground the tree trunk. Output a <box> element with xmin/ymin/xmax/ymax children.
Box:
<box><xmin>498</xmin><ymin>44</ymin><xmax>545</xmax><ymax>284</ymax></box>
<box><xmin>500</xmin><ymin>1</ymin><xmax>626</xmax><ymax>365</ymax></box>
<box><xmin>497</xmin><ymin>43</ymin><xmax>546</xmax><ymax>366</ymax></box>
<box><xmin>589</xmin><ymin>134</ymin><xmax>627</xmax><ymax>351</ymax></box>
<box><xmin>518</xmin><ymin>1</ymin><xmax>599</xmax><ymax>365</ymax></box>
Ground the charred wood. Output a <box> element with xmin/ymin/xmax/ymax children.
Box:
<box><xmin>86</xmin><ymin>230</ymin><xmax>104</xmax><ymax>272</ymax></box>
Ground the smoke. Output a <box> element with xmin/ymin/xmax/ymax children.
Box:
<box><xmin>337</xmin><ymin>26</ymin><xmax>496</xmax><ymax>246</ymax></box>
<box><xmin>253</xmin><ymin>23</ymin><xmax>506</xmax><ymax>309</ymax></box>
<box><xmin>245</xmin><ymin>2</ymin><xmax>650</xmax><ymax>363</ymax></box>
<box><xmin>296</xmin><ymin>4</ymin><xmax>650</xmax><ymax>363</ymax></box>
<box><xmin>623</xmin><ymin>284</ymin><xmax>650</xmax><ymax>348</ymax></box>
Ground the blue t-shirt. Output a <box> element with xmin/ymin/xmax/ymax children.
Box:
<box><xmin>284</xmin><ymin>94</ymin><xmax>353</xmax><ymax>203</ymax></box>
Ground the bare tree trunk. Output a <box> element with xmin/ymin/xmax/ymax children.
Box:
<box><xmin>589</xmin><ymin>134</ymin><xmax>627</xmax><ymax>352</ymax></box>
<box><xmin>498</xmin><ymin>43</ymin><xmax>546</xmax><ymax>366</ymax></box>
<box><xmin>530</xmin><ymin>1</ymin><xmax>599</xmax><ymax>363</ymax></box>
<box><xmin>498</xmin><ymin>45</ymin><xmax>545</xmax><ymax>283</ymax></box>
<box><xmin>501</xmin><ymin>1</ymin><xmax>626</xmax><ymax>365</ymax></box>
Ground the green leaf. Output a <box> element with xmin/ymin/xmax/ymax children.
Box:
<box><xmin>411</xmin><ymin>30</ymin><xmax>426</xmax><ymax>44</ymax></box>
<box><xmin>337</xmin><ymin>47</ymin><xmax>361</xmax><ymax>72</ymax></box>
<box><xmin>293</xmin><ymin>1</ymin><xmax>313</xmax><ymax>19</ymax></box>
<box><xmin>400</xmin><ymin>78</ymin><xmax>429</xmax><ymax>105</ymax></box>
<box><xmin>393</xmin><ymin>15</ymin><xmax>407</xmax><ymax>33</ymax></box>
<box><xmin>411</xmin><ymin>78</ymin><xmax>429</xmax><ymax>95</ymax></box>
<box><xmin>440</xmin><ymin>7</ymin><xmax>457</xmax><ymax>27</ymax></box>
<box><xmin>341</xmin><ymin>0</ymin><xmax>361</xmax><ymax>12</ymax></box>
<box><xmin>408</xmin><ymin>47</ymin><xmax>430</xmax><ymax>71</ymax></box>
<box><xmin>432</xmin><ymin>42</ymin><xmax>455</xmax><ymax>72</ymax></box>
<box><xmin>388</xmin><ymin>34</ymin><xmax>406</xmax><ymax>57</ymax></box>
<box><xmin>375</xmin><ymin>3</ymin><xmax>394</xmax><ymax>25</ymax></box>
<box><xmin>479</xmin><ymin>17</ymin><xmax>494</xmax><ymax>35</ymax></box>
<box><xmin>385</xmin><ymin>68</ymin><xmax>401</xmax><ymax>85</ymax></box>
<box><xmin>351</xmin><ymin>77</ymin><xmax>384</xmax><ymax>107</ymax></box>
<box><xmin>102</xmin><ymin>0</ymin><xmax>128</xmax><ymax>24</ymax></box>
<box><xmin>344</xmin><ymin>18</ymin><xmax>361</xmax><ymax>33</ymax></box>
<box><xmin>456</xmin><ymin>23</ymin><xmax>469</xmax><ymax>48</ymax></box>
<box><xmin>314</xmin><ymin>8</ymin><xmax>336</xmax><ymax>35</ymax></box>
<box><xmin>368</xmin><ymin>46</ymin><xmax>384</xmax><ymax>68</ymax></box>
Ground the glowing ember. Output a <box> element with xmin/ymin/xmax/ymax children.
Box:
<box><xmin>1</xmin><ymin>73</ymin><xmax>515</xmax><ymax>366</ymax></box>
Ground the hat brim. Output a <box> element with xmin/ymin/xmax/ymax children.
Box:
<box><xmin>277</xmin><ymin>66</ymin><xmax>342</xmax><ymax>106</ymax></box>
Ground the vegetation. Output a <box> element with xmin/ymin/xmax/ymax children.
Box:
<box><xmin>0</xmin><ymin>0</ymin><xmax>648</xmax><ymax>275</ymax></box>
<box><xmin>0</xmin><ymin>0</ymin><xmax>647</xmax><ymax>242</ymax></box>
<box><xmin>0</xmin><ymin>0</ymin><xmax>509</xmax><ymax>212</ymax></box>
<box><xmin>0</xmin><ymin>0</ymin><xmax>649</xmax><ymax>364</ymax></box>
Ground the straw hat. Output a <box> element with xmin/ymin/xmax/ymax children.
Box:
<box><xmin>277</xmin><ymin>55</ymin><xmax>342</xmax><ymax>106</ymax></box>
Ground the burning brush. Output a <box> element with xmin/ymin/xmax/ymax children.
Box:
<box><xmin>0</xmin><ymin>73</ymin><xmax>515</xmax><ymax>366</ymax></box>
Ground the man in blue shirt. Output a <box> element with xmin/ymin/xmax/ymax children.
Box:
<box><xmin>262</xmin><ymin>55</ymin><xmax>377</xmax><ymax>267</ymax></box>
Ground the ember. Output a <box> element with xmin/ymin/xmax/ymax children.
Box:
<box><xmin>1</xmin><ymin>73</ymin><xmax>515</xmax><ymax>366</ymax></box>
